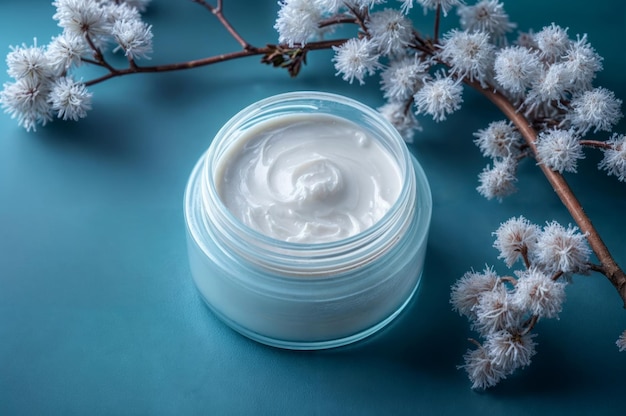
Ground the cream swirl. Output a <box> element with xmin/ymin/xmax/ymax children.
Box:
<box><xmin>215</xmin><ymin>113</ymin><xmax>402</xmax><ymax>243</ymax></box>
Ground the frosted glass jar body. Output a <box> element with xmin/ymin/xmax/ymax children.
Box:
<box><xmin>184</xmin><ymin>92</ymin><xmax>432</xmax><ymax>350</ymax></box>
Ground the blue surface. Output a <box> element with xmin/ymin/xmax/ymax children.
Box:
<box><xmin>1</xmin><ymin>1</ymin><xmax>626</xmax><ymax>415</ymax></box>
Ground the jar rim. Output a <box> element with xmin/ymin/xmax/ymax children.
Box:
<box><xmin>188</xmin><ymin>91</ymin><xmax>431</xmax><ymax>276</ymax></box>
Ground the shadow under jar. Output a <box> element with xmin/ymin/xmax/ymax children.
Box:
<box><xmin>184</xmin><ymin>91</ymin><xmax>432</xmax><ymax>350</ymax></box>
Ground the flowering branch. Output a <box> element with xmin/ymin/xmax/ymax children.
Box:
<box><xmin>83</xmin><ymin>39</ymin><xmax>347</xmax><ymax>86</ymax></box>
<box><xmin>472</xmin><ymin>81</ymin><xmax>626</xmax><ymax>306</ymax></box>
<box><xmin>2</xmin><ymin>0</ymin><xmax>626</xmax><ymax>389</ymax></box>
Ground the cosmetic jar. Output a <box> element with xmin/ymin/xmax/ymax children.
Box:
<box><xmin>184</xmin><ymin>91</ymin><xmax>432</xmax><ymax>350</ymax></box>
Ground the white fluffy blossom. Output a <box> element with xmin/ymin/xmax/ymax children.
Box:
<box><xmin>477</xmin><ymin>157</ymin><xmax>517</xmax><ymax>200</ymax></box>
<box><xmin>483</xmin><ymin>330</ymin><xmax>536</xmax><ymax>373</ymax></box>
<box><xmin>512</xmin><ymin>268</ymin><xmax>566</xmax><ymax>318</ymax></box>
<box><xmin>534</xmin><ymin>221</ymin><xmax>591</xmax><ymax>275</ymax></box>
<box><xmin>378</xmin><ymin>101</ymin><xmax>422</xmax><ymax>143</ymax></box>
<box><xmin>562</xmin><ymin>35</ymin><xmax>603</xmax><ymax>92</ymax></box>
<box><xmin>111</xmin><ymin>18</ymin><xmax>153</xmax><ymax>59</ymax></box>
<box><xmin>437</xmin><ymin>29</ymin><xmax>495</xmax><ymax>85</ymax></box>
<box><xmin>450</xmin><ymin>267</ymin><xmax>500</xmax><ymax>319</ymax></box>
<box><xmin>332</xmin><ymin>38</ymin><xmax>381</xmax><ymax>85</ymax></box>
<box><xmin>102</xmin><ymin>1</ymin><xmax>142</xmax><ymax>23</ymax></box>
<box><xmin>349</xmin><ymin>0</ymin><xmax>387</xmax><ymax>9</ymax></box>
<box><xmin>0</xmin><ymin>77</ymin><xmax>53</xmax><ymax>131</ymax></box>
<box><xmin>275</xmin><ymin>0</ymin><xmax>324</xmax><ymax>46</ymax></box>
<box><xmin>473</xmin><ymin>284</ymin><xmax>521</xmax><ymax>335</ymax></box>
<box><xmin>48</xmin><ymin>76</ymin><xmax>92</xmax><ymax>121</ymax></box>
<box><xmin>617</xmin><ymin>330</ymin><xmax>626</xmax><ymax>352</ymax></box>
<box><xmin>403</xmin><ymin>0</ymin><xmax>464</xmax><ymax>16</ymax></box>
<box><xmin>457</xmin><ymin>0</ymin><xmax>516</xmax><ymax>42</ymax></box>
<box><xmin>46</xmin><ymin>32</ymin><xmax>90</xmax><ymax>75</ymax></box>
<box><xmin>492</xmin><ymin>216</ymin><xmax>539</xmax><ymax>267</ymax></box>
<box><xmin>535</xmin><ymin>128</ymin><xmax>584</xmax><ymax>173</ymax></box>
<box><xmin>598</xmin><ymin>134</ymin><xmax>626</xmax><ymax>182</ymax></box>
<box><xmin>120</xmin><ymin>0</ymin><xmax>151</xmax><ymax>12</ymax></box>
<box><xmin>533</xmin><ymin>23</ymin><xmax>571</xmax><ymax>63</ymax></box>
<box><xmin>459</xmin><ymin>345</ymin><xmax>507</xmax><ymax>390</ymax></box>
<box><xmin>524</xmin><ymin>63</ymin><xmax>570</xmax><ymax>113</ymax></box>
<box><xmin>6</xmin><ymin>41</ymin><xmax>54</xmax><ymax>83</ymax></box>
<box><xmin>473</xmin><ymin>120</ymin><xmax>522</xmax><ymax>159</ymax></box>
<box><xmin>52</xmin><ymin>0</ymin><xmax>111</xmax><ymax>39</ymax></box>
<box><xmin>314</xmin><ymin>0</ymin><xmax>345</xmax><ymax>13</ymax></box>
<box><xmin>493</xmin><ymin>46</ymin><xmax>542</xmax><ymax>94</ymax></box>
<box><xmin>380</xmin><ymin>56</ymin><xmax>429</xmax><ymax>101</ymax></box>
<box><xmin>413</xmin><ymin>73</ymin><xmax>463</xmax><ymax>121</ymax></box>
<box><xmin>566</xmin><ymin>87</ymin><xmax>623</xmax><ymax>135</ymax></box>
<box><xmin>368</xmin><ymin>9</ymin><xmax>414</xmax><ymax>57</ymax></box>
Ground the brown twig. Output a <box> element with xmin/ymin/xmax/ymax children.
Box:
<box><xmin>433</xmin><ymin>4</ymin><xmax>442</xmax><ymax>44</ymax></box>
<box><xmin>84</xmin><ymin>39</ymin><xmax>348</xmax><ymax>86</ymax></box>
<box><xmin>470</xmin><ymin>81</ymin><xmax>626</xmax><ymax>307</ymax></box>
<box><xmin>580</xmin><ymin>139</ymin><xmax>613</xmax><ymax>150</ymax></box>
<box><xmin>192</xmin><ymin>0</ymin><xmax>254</xmax><ymax>50</ymax></box>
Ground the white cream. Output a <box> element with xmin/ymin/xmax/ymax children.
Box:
<box><xmin>215</xmin><ymin>113</ymin><xmax>403</xmax><ymax>243</ymax></box>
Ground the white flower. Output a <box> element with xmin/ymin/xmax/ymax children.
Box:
<box><xmin>524</xmin><ymin>63</ymin><xmax>570</xmax><ymax>113</ymax></box>
<box><xmin>535</xmin><ymin>221</ymin><xmax>591</xmax><ymax>275</ymax></box>
<box><xmin>46</xmin><ymin>32</ymin><xmax>90</xmax><ymax>75</ymax></box>
<box><xmin>617</xmin><ymin>330</ymin><xmax>626</xmax><ymax>352</ymax></box>
<box><xmin>492</xmin><ymin>216</ymin><xmax>539</xmax><ymax>267</ymax></box>
<box><xmin>514</xmin><ymin>30</ymin><xmax>537</xmax><ymax>49</ymax></box>
<box><xmin>450</xmin><ymin>266</ymin><xmax>500</xmax><ymax>319</ymax></box>
<box><xmin>380</xmin><ymin>56</ymin><xmax>429</xmax><ymax>101</ymax></box>
<box><xmin>459</xmin><ymin>345</ymin><xmax>507</xmax><ymax>390</ymax></box>
<box><xmin>378</xmin><ymin>101</ymin><xmax>422</xmax><ymax>143</ymax></box>
<box><xmin>350</xmin><ymin>0</ymin><xmax>387</xmax><ymax>9</ymax></box>
<box><xmin>476</xmin><ymin>157</ymin><xmax>517</xmax><ymax>201</ymax></box>
<box><xmin>48</xmin><ymin>76</ymin><xmax>92</xmax><ymax>121</ymax></box>
<box><xmin>6</xmin><ymin>40</ymin><xmax>54</xmax><ymax>83</ymax></box>
<box><xmin>473</xmin><ymin>284</ymin><xmax>521</xmax><ymax>335</ymax></box>
<box><xmin>437</xmin><ymin>29</ymin><xmax>495</xmax><ymax>86</ymax></box>
<box><xmin>111</xmin><ymin>18</ymin><xmax>153</xmax><ymax>59</ymax></box>
<box><xmin>120</xmin><ymin>0</ymin><xmax>151</xmax><ymax>12</ymax></box>
<box><xmin>52</xmin><ymin>0</ymin><xmax>111</xmax><ymax>39</ymax></box>
<box><xmin>332</xmin><ymin>38</ymin><xmax>381</xmax><ymax>85</ymax></box>
<box><xmin>368</xmin><ymin>9</ymin><xmax>414</xmax><ymax>57</ymax></box>
<box><xmin>533</xmin><ymin>23</ymin><xmax>571</xmax><ymax>63</ymax></box>
<box><xmin>457</xmin><ymin>0</ymin><xmax>516</xmax><ymax>42</ymax></box>
<box><xmin>512</xmin><ymin>268</ymin><xmax>566</xmax><ymax>318</ymax></box>
<box><xmin>275</xmin><ymin>0</ymin><xmax>324</xmax><ymax>47</ymax></box>
<box><xmin>314</xmin><ymin>0</ymin><xmax>345</xmax><ymax>13</ymax></box>
<box><xmin>493</xmin><ymin>46</ymin><xmax>542</xmax><ymax>94</ymax></box>
<box><xmin>102</xmin><ymin>1</ymin><xmax>142</xmax><ymax>23</ymax></box>
<box><xmin>483</xmin><ymin>330</ymin><xmax>536</xmax><ymax>373</ymax></box>
<box><xmin>598</xmin><ymin>134</ymin><xmax>626</xmax><ymax>182</ymax></box>
<box><xmin>473</xmin><ymin>120</ymin><xmax>522</xmax><ymax>159</ymax></box>
<box><xmin>408</xmin><ymin>0</ymin><xmax>464</xmax><ymax>16</ymax></box>
<box><xmin>413</xmin><ymin>72</ymin><xmax>463</xmax><ymax>122</ymax></box>
<box><xmin>566</xmin><ymin>87</ymin><xmax>623</xmax><ymax>135</ymax></box>
<box><xmin>535</xmin><ymin>128</ymin><xmax>584</xmax><ymax>174</ymax></box>
<box><xmin>562</xmin><ymin>35</ymin><xmax>603</xmax><ymax>92</ymax></box>
<box><xmin>0</xmin><ymin>77</ymin><xmax>53</xmax><ymax>132</ymax></box>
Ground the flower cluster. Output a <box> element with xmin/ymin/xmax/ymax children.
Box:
<box><xmin>451</xmin><ymin>216</ymin><xmax>590</xmax><ymax>389</ymax></box>
<box><xmin>277</xmin><ymin>0</ymin><xmax>625</xmax><ymax>187</ymax></box>
<box><xmin>3</xmin><ymin>0</ymin><xmax>626</xmax><ymax>389</ymax></box>
<box><xmin>0</xmin><ymin>0</ymin><xmax>153</xmax><ymax>131</ymax></box>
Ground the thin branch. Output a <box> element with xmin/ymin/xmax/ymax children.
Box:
<box><xmin>433</xmin><ymin>4</ymin><xmax>441</xmax><ymax>44</ymax></box>
<box><xmin>319</xmin><ymin>13</ymin><xmax>359</xmax><ymax>28</ymax></box>
<box><xmin>580</xmin><ymin>139</ymin><xmax>613</xmax><ymax>150</ymax></box>
<box><xmin>469</xmin><ymin>80</ymin><xmax>626</xmax><ymax>307</ymax></box>
<box><xmin>84</xmin><ymin>39</ymin><xmax>348</xmax><ymax>87</ymax></box>
<box><xmin>192</xmin><ymin>0</ymin><xmax>254</xmax><ymax>50</ymax></box>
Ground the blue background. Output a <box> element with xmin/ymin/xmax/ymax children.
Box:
<box><xmin>1</xmin><ymin>1</ymin><xmax>625</xmax><ymax>414</ymax></box>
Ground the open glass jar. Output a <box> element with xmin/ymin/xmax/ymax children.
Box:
<box><xmin>184</xmin><ymin>91</ymin><xmax>432</xmax><ymax>350</ymax></box>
